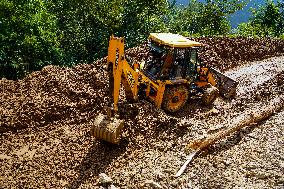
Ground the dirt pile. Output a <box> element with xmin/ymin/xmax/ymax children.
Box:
<box><xmin>0</xmin><ymin>63</ymin><xmax>110</xmax><ymax>132</ymax></box>
<box><xmin>0</xmin><ymin>37</ymin><xmax>284</xmax><ymax>188</ymax></box>
<box><xmin>196</xmin><ymin>37</ymin><xmax>284</xmax><ymax>71</ymax></box>
<box><xmin>1</xmin><ymin>36</ymin><xmax>284</xmax><ymax>134</ymax></box>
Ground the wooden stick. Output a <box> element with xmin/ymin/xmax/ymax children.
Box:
<box><xmin>175</xmin><ymin>151</ymin><xmax>197</xmax><ymax>177</ymax></box>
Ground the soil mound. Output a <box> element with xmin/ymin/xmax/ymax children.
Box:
<box><xmin>1</xmin><ymin>37</ymin><xmax>284</xmax><ymax>133</ymax></box>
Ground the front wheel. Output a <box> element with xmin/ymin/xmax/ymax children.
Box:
<box><xmin>162</xmin><ymin>85</ymin><xmax>189</xmax><ymax>113</ymax></box>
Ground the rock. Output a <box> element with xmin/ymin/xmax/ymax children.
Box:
<box><xmin>99</xmin><ymin>173</ymin><xmax>113</xmax><ymax>186</ymax></box>
<box><xmin>14</xmin><ymin>146</ymin><xmax>29</xmax><ymax>156</ymax></box>
<box><xmin>254</xmin><ymin>93</ymin><xmax>262</xmax><ymax>101</ymax></box>
<box><xmin>108</xmin><ymin>185</ymin><xmax>118</xmax><ymax>189</ymax></box>
<box><xmin>222</xmin><ymin>160</ymin><xmax>231</xmax><ymax>166</ymax></box>
<box><xmin>153</xmin><ymin>170</ymin><xmax>165</xmax><ymax>179</ymax></box>
<box><xmin>144</xmin><ymin>180</ymin><xmax>163</xmax><ymax>189</ymax></box>
<box><xmin>0</xmin><ymin>154</ymin><xmax>12</xmax><ymax>160</ymax></box>
<box><xmin>211</xmin><ymin>107</ymin><xmax>219</xmax><ymax>114</ymax></box>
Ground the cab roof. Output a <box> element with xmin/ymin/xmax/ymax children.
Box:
<box><xmin>149</xmin><ymin>33</ymin><xmax>203</xmax><ymax>48</ymax></box>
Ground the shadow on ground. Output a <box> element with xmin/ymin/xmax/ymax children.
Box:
<box><xmin>68</xmin><ymin>139</ymin><xmax>128</xmax><ymax>189</ymax></box>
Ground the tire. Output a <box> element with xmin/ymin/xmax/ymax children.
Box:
<box><xmin>201</xmin><ymin>86</ymin><xmax>218</xmax><ymax>105</ymax></box>
<box><xmin>162</xmin><ymin>85</ymin><xmax>189</xmax><ymax>113</ymax></box>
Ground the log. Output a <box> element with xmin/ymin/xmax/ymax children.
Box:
<box><xmin>176</xmin><ymin>95</ymin><xmax>284</xmax><ymax>177</ymax></box>
<box><xmin>190</xmin><ymin>95</ymin><xmax>284</xmax><ymax>151</ymax></box>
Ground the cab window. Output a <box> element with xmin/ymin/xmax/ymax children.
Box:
<box><xmin>189</xmin><ymin>49</ymin><xmax>197</xmax><ymax>64</ymax></box>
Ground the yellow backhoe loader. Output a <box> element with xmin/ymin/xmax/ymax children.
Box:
<box><xmin>90</xmin><ymin>33</ymin><xmax>237</xmax><ymax>144</ymax></box>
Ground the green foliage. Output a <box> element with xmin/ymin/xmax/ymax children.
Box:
<box><xmin>116</xmin><ymin>0</ymin><xmax>169</xmax><ymax>47</ymax></box>
<box><xmin>236</xmin><ymin>22</ymin><xmax>262</xmax><ymax>37</ymax></box>
<box><xmin>167</xmin><ymin>0</ymin><xmax>246</xmax><ymax>36</ymax></box>
<box><xmin>48</xmin><ymin>0</ymin><xmax>169</xmax><ymax>63</ymax></box>
<box><xmin>0</xmin><ymin>0</ymin><xmax>63</xmax><ymax>79</ymax></box>
<box><xmin>1</xmin><ymin>0</ymin><xmax>248</xmax><ymax>80</ymax></box>
<box><xmin>1</xmin><ymin>0</ymin><xmax>169</xmax><ymax>79</ymax></box>
<box><xmin>49</xmin><ymin>0</ymin><xmax>123</xmax><ymax>64</ymax></box>
<box><xmin>236</xmin><ymin>1</ymin><xmax>284</xmax><ymax>37</ymax></box>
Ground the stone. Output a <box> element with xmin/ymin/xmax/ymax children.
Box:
<box><xmin>144</xmin><ymin>180</ymin><xmax>163</xmax><ymax>189</ymax></box>
<box><xmin>99</xmin><ymin>173</ymin><xmax>113</xmax><ymax>186</ymax></box>
<box><xmin>108</xmin><ymin>185</ymin><xmax>118</xmax><ymax>189</ymax></box>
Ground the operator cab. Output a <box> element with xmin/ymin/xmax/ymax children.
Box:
<box><xmin>143</xmin><ymin>33</ymin><xmax>203</xmax><ymax>81</ymax></box>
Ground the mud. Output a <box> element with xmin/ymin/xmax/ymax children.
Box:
<box><xmin>0</xmin><ymin>37</ymin><xmax>284</xmax><ymax>188</ymax></box>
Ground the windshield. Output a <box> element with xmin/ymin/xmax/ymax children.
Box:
<box><xmin>188</xmin><ymin>48</ymin><xmax>201</xmax><ymax>65</ymax></box>
<box><xmin>190</xmin><ymin>49</ymin><xmax>197</xmax><ymax>63</ymax></box>
<box><xmin>148</xmin><ymin>40</ymin><xmax>165</xmax><ymax>54</ymax></box>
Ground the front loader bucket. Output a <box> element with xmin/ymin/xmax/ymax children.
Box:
<box><xmin>90</xmin><ymin>114</ymin><xmax>124</xmax><ymax>144</ymax></box>
<box><xmin>210</xmin><ymin>68</ymin><xmax>238</xmax><ymax>98</ymax></box>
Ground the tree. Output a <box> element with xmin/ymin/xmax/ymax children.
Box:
<box><xmin>236</xmin><ymin>0</ymin><xmax>284</xmax><ymax>37</ymax></box>
<box><xmin>0</xmin><ymin>0</ymin><xmax>62</xmax><ymax>79</ymax></box>
<box><xmin>166</xmin><ymin>0</ymin><xmax>246</xmax><ymax>36</ymax></box>
<box><xmin>119</xmin><ymin>0</ymin><xmax>169</xmax><ymax>47</ymax></box>
<box><xmin>49</xmin><ymin>0</ymin><xmax>169</xmax><ymax>63</ymax></box>
<box><xmin>275</xmin><ymin>1</ymin><xmax>284</xmax><ymax>37</ymax></box>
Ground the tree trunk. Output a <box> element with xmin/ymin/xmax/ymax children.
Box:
<box><xmin>176</xmin><ymin>95</ymin><xmax>284</xmax><ymax>177</ymax></box>
<box><xmin>189</xmin><ymin>95</ymin><xmax>284</xmax><ymax>151</ymax></box>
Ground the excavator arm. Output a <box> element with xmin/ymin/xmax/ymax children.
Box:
<box><xmin>107</xmin><ymin>36</ymin><xmax>139</xmax><ymax>113</ymax></box>
<box><xmin>90</xmin><ymin>36</ymin><xmax>140</xmax><ymax>144</ymax></box>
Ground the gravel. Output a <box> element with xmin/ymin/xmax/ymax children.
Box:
<box><xmin>0</xmin><ymin>37</ymin><xmax>284</xmax><ymax>188</ymax></box>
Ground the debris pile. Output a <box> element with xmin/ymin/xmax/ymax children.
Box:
<box><xmin>196</xmin><ymin>37</ymin><xmax>284</xmax><ymax>71</ymax></box>
<box><xmin>0</xmin><ymin>64</ymin><xmax>110</xmax><ymax>132</ymax></box>
<box><xmin>0</xmin><ymin>37</ymin><xmax>284</xmax><ymax>188</ymax></box>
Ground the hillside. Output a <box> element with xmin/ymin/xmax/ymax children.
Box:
<box><xmin>0</xmin><ymin>37</ymin><xmax>284</xmax><ymax>188</ymax></box>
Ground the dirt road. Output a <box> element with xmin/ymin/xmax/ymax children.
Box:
<box><xmin>0</xmin><ymin>56</ymin><xmax>283</xmax><ymax>188</ymax></box>
<box><xmin>226</xmin><ymin>56</ymin><xmax>284</xmax><ymax>97</ymax></box>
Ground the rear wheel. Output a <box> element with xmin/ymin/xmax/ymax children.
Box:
<box><xmin>162</xmin><ymin>85</ymin><xmax>189</xmax><ymax>113</ymax></box>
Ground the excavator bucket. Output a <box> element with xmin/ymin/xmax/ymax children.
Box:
<box><xmin>210</xmin><ymin>68</ymin><xmax>238</xmax><ymax>98</ymax></box>
<box><xmin>90</xmin><ymin>113</ymin><xmax>124</xmax><ymax>144</ymax></box>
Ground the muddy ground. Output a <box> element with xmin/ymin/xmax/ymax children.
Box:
<box><xmin>0</xmin><ymin>38</ymin><xmax>284</xmax><ymax>188</ymax></box>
